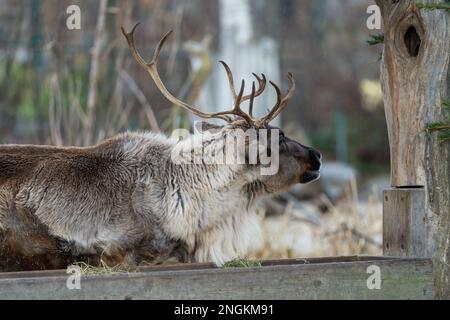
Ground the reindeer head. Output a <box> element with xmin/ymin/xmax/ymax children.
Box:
<box><xmin>122</xmin><ymin>25</ymin><xmax>321</xmax><ymax>196</ymax></box>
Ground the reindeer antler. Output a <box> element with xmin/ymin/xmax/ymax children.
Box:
<box><xmin>121</xmin><ymin>24</ymin><xmax>295</xmax><ymax>126</ymax></box>
<box><xmin>260</xmin><ymin>73</ymin><xmax>296</xmax><ymax>125</ymax></box>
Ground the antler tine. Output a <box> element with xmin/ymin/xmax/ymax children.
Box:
<box><xmin>242</xmin><ymin>73</ymin><xmax>266</xmax><ymax>101</ymax></box>
<box><xmin>248</xmin><ymin>82</ymin><xmax>256</xmax><ymax>118</ymax></box>
<box><xmin>269</xmin><ymin>80</ymin><xmax>282</xmax><ymax>108</ymax></box>
<box><xmin>219</xmin><ymin>61</ymin><xmax>237</xmax><ymax>101</ymax></box>
<box><xmin>248</xmin><ymin>73</ymin><xmax>266</xmax><ymax>99</ymax></box>
<box><xmin>234</xmin><ymin>79</ymin><xmax>246</xmax><ymax>109</ymax></box>
<box><xmin>230</xmin><ymin>80</ymin><xmax>254</xmax><ymax>124</ymax></box>
<box><xmin>122</xmin><ymin>24</ymin><xmax>232</xmax><ymax>122</ymax></box>
<box><xmin>151</xmin><ymin>30</ymin><xmax>173</xmax><ymax>64</ymax></box>
<box><xmin>261</xmin><ymin>73</ymin><xmax>296</xmax><ymax>125</ymax></box>
<box><xmin>217</xmin><ymin>62</ymin><xmax>258</xmax><ymax>124</ymax></box>
<box><xmin>121</xmin><ymin>23</ymin><xmax>150</xmax><ymax>68</ymax></box>
<box><xmin>219</xmin><ymin>62</ymin><xmax>266</xmax><ymax>103</ymax></box>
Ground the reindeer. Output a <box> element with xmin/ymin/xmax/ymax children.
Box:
<box><xmin>0</xmin><ymin>25</ymin><xmax>321</xmax><ymax>271</ymax></box>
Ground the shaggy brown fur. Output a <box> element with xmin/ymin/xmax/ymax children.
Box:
<box><xmin>0</xmin><ymin>128</ymin><xmax>321</xmax><ymax>271</ymax></box>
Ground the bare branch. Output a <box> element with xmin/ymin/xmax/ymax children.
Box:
<box><xmin>85</xmin><ymin>0</ymin><xmax>109</xmax><ymax>145</ymax></box>
<box><xmin>119</xmin><ymin>69</ymin><xmax>160</xmax><ymax>132</ymax></box>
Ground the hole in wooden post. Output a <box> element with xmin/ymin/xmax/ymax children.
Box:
<box><xmin>404</xmin><ymin>26</ymin><xmax>421</xmax><ymax>57</ymax></box>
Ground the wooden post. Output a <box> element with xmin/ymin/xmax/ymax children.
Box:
<box><xmin>383</xmin><ymin>188</ymin><xmax>426</xmax><ymax>257</ymax></box>
<box><xmin>376</xmin><ymin>0</ymin><xmax>450</xmax><ymax>299</ymax></box>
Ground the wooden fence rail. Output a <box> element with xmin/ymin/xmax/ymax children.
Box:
<box><xmin>0</xmin><ymin>256</ymin><xmax>433</xmax><ymax>300</ymax></box>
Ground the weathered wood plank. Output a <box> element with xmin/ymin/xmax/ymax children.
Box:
<box><xmin>383</xmin><ymin>188</ymin><xmax>427</xmax><ymax>257</ymax></box>
<box><xmin>0</xmin><ymin>257</ymin><xmax>433</xmax><ymax>300</ymax></box>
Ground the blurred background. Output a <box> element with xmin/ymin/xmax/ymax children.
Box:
<box><xmin>0</xmin><ymin>0</ymin><xmax>387</xmax><ymax>259</ymax></box>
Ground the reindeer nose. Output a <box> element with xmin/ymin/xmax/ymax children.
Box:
<box><xmin>308</xmin><ymin>148</ymin><xmax>322</xmax><ymax>171</ymax></box>
<box><xmin>309</xmin><ymin>148</ymin><xmax>322</xmax><ymax>161</ymax></box>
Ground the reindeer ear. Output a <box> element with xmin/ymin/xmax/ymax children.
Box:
<box><xmin>193</xmin><ymin>121</ymin><xmax>223</xmax><ymax>134</ymax></box>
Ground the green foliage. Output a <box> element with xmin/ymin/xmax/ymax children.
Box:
<box><xmin>0</xmin><ymin>61</ymin><xmax>6</xmax><ymax>80</ymax></box>
<box><xmin>310</xmin><ymin>127</ymin><xmax>336</xmax><ymax>159</ymax></box>
<box><xmin>367</xmin><ymin>34</ymin><xmax>384</xmax><ymax>63</ymax></box>
<box><xmin>17</xmin><ymin>90</ymin><xmax>36</xmax><ymax>121</ymax></box>
<box><xmin>311</xmin><ymin>111</ymin><xmax>390</xmax><ymax>176</ymax></box>
<box><xmin>425</xmin><ymin>100</ymin><xmax>450</xmax><ymax>144</ymax></box>
<box><xmin>367</xmin><ymin>33</ymin><xmax>384</xmax><ymax>46</ymax></box>
<box><xmin>1</xmin><ymin>61</ymin><xmax>40</xmax><ymax>121</ymax></box>
<box><xmin>347</xmin><ymin>113</ymin><xmax>390</xmax><ymax>175</ymax></box>
<box><xmin>443</xmin><ymin>100</ymin><xmax>450</xmax><ymax>109</ymax></box>
<box><xmin>416</xmin><ymin>2</ymin><xmax>450</xmax><ymax>11</ymax></box>
<box><xmin>223</xmin><ymin>259</ymin><xmax>262</xmax><ymax>268</ymax></box>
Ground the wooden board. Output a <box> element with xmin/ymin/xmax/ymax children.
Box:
<box><xmin>383</xmin><ymin>188</ymin><xmax>427</xmax><ymax>257</ymax></box>
<box><xmin>0</xmin><ymin>256</ymin><xmax>433</xmax><ymax>300</ymax></box>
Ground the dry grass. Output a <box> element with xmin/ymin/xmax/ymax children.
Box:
<box><xmin>252</xmin><ymin>181</ymin><xmax>383</xmax><ymax>260</ymax></box>
<box><xmin>70</xmin><ymin>260</ymin><xmax>138</xmax><ymax>276</ymax></box>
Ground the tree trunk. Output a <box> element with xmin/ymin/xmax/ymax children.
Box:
<box><xmin>376</xmin><ymin>0</ymin><xmax>450</xmax><ymax>299</ymax></box>
<box><xmin>85</xmin><ymin>0</ymin><xmax>108</xmax><ymax>146</ymax></box>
